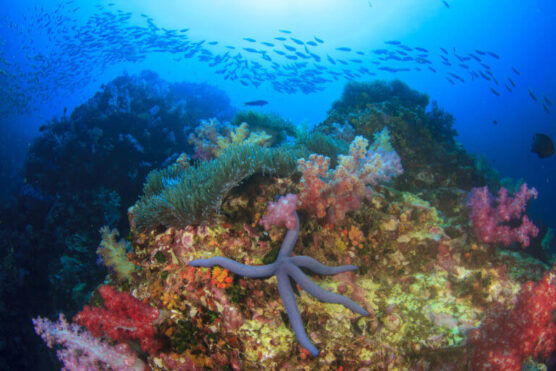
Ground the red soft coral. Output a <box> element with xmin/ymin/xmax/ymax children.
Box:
<box><xmin>74</xmin><ymin>285</ymin><xmax>162</xmax><ymax>355</ymax></box>
<box><xmin>468</xmin><ymin>269</ymin><xmax>556</xmax><ymax>370</ymax></box>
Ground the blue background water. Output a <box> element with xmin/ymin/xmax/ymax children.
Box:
<box><xmin>1</xmin><ymin>0</ymin><xmax>554</xmax><ymax>226</ymax></box>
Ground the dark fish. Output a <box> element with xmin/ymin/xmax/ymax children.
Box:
<box><xmin>309</xmin><ymin>53</ymin><xmax>321</xmax><ymax>62</ymax></box>
<box><xmin>244</xmin><ymin>100</ymin><xmax>268</xmax><ymax>106</ymax></box>
<box><xmin>448</xmin><ymin>72</ymin><xmax>464</xmax><ymax>82</ymax></box>
<box><xmin>486</xmin><ymin>51</ymin><xmax>500</xmax><ymax>59</ymax></box>
<box><xmin>243</xmin><ymin>47</ymin><xmax>258</xmax><ymax>53</ymax></box>
<box><xmin>273</xmin><ymin>49</ymin><xmax>285</xmax><ymax>56</ymax></box>
<box><xmin>475</xmin><ymin>49</ymin><xmax>486</xmax><ymax>56</ymax></box>
<box><xmin>243</xmin><ymin>37</ymin><xmax>256</xmax><ymax>42</ymax></box>
<box><xmin>283</xmin><ymin>44</ymin><xmax>296</xmax><ymax>52</ymax></box>
<box><xmin>385</xmin><ymin>40</ymin><xmax>401</xmax><ymax>45</ymax></box>
<box><xmin>314</xmin><ymin>36</ymin><xmax>324</xmax><ymax>43</ymax></box>
<box><xmin>336</xmin><ymin>47</ymin><xmax>351</xmax><ymax>52</ymax></box>
<box><xmin>279</xmin><ymin>29</ymin><xmax>292</xmax><ymax>34</ymax></box>
<box><xmin>440</xmin><ymin>47</ymin><xmax>448</xmax><ymax>54</ymax></box>
<box><xmin>507</xmin><ymin>77</ymin><xmax>516</xmax><ymax>87</ymax></box>
<box><xmin>468</xmin><ymin>53</ymin><xmax>481</xmax><ymax>62</ymax></box>
<box><xmin>479</xmin><ymin>71</ymin><xmax>490</xmax><ymax>81</ymax></box>
<box><xmin>528</xmin><ymin>89</ymin><xmax>538</xmax><ymax>102</ymax></box>
<box><xmin>415</xmin><ymin>47</ymin><xmax>428</xmax><ymax>53</ymax></box>
<box><xmin>531</xmin><ymin>133</ymin><xmax>554</xmax><ymax>158</ymax></box>
<box><xmin>261</xmin><ymin>42</ymin><xmax>274</xmax><ymax>47</ymax></box>
<box><xmin>356</xmin><ymin>51</ymin><xmax>365</xmax><ymax>56</ymax></box>
<box><xmin>285</xmin><ymin>55</ymin><xmax>298</xmax><ymax>60</ymax></box>
<box><xmin>493</xmin><ymin>120</ymin><xmax>498</xmax><ymax>125</ymax></box>
<box><xmin>226</xmin><ymin>45</ymin><xmax>236</xmax><ymax>49</ymax></box>
<box><xmin>490</xmin><ymin>87</ymin><xmax>500</xmax><ymax>96</ymax></box>
<box><xmin>442</xmin><ymin>0</ymin><xmax>450</xmax><ymax>8</ymax></box>
<box><xmin>208</xmin><ymin>41</ymin><xmax>218</xmax><ymax>45</ymax></box>
<box><xmin>543</xmin><ymin>96</ymin><xmax>552</xmax><ymax>106</ymax></box>
<box><xmin>505</xmin><ymin>83</ymin><xmax>512</xmax><ymax>93</ymax></box>
<box><xmin>511</xmin><ymin>66</ymin><xmax>521</xmax><ymax>75</ymax></box>
<box><xmin>327</xmin><ymin>54</ymin><xmax>336</xmax><ymax>64</ymax></box>
<box><xmin>428</xmin><ymin>66</ymin><xmax>437</xmax><ymax>73</ymax></box>
<box><xmin>446</xmin><ymin>77</ymin><xmax>455</xmax><ymax>84</ymax></box>
<box><xmin>349</xmin><ymin>59</ymin><xmax>363</xmax><ymax>63</ymax></box>
<box><xmin>543</xmin><ymin>104</ymin><xmax>550</xmax><ymax>114</ymax></box>
<box><xmin>290</xmin><ymin>37</ymin><xmax>304</xmax><ymax>45</ymax></box>
<box><xmin>274</xmin><ymin>37</ymin><xmax>286</xmax><ymax>41</ymax></box>
<box><xmin>306</xmin><ymin>41</ymin><xmax>318</xmax><ymax>46</ymax></box>
<box><xmin>481</xmin><ymin>62</ymin><xmax>491</xmax><ymax>70</ymax></box>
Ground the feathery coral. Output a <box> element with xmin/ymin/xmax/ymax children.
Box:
<box><xmin>33</xmin><ymin>314</ymin><xmax>146</xmax><ymax>371</ymax></box>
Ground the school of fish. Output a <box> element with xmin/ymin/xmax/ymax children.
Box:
<box><xmin>0</xmin><ymin>1</ymin><xmax>551</xmax><ymax>117</ymax></box>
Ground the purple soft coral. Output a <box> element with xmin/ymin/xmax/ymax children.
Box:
<box><xmin>33</xmin><ymin>314</ymin><xmax>146</xmax><ymax>371</ymax></box>
<box><xmin>467</xmin><ymin>183</ymin><xmax>539</xmax><ymax>247</ymax></box>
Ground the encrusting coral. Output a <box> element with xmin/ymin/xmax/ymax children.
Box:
<box><xmin>190</xmin><ymin>194</ymin><xmax>369</xmax><ymax>356</ymax></box>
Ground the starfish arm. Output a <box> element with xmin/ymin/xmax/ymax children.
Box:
<box><xmin>286</xmin><ymin>264</ymin><xmax>369</xmax><ymax>316</ymax></box>
<box><xmin>290</xmin><ymin>256</ymin><xmax>359</xmax><ymax>275</ymax></box>
<box><xmin>189</xmin><ymin>257</ymin><xmax>276</xmax><ymax>278</ymax></box>
<box><xmin>277</xmin><ymin>212</ymin><xmax>300</xmax><ymax>258</ymax></box>
<box><xmin>276</xmin><ymin>269</ymin><xmax>319</xmax><ymax>356</ymax></box>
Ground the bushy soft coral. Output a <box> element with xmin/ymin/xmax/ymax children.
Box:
<box><xmin>467</xmin><ymin>183</ymin><xmax>539</xmax><ymax>247</ymax></box>
<box><xmin>260</xmin><ymin>193</ymin><xmax>298</xmax><ymax>230</ymax></box>
<box><xmin>188</xmin><ymin>118</ymin><xmax>271</xmax><ymax>159</ymax></box>
<box><xmin>97</xmin><ymin>226</ymin><xmax>136</xmax><ymax>280</ymax></box>
<box><xmin>468</xmin><ymin>269</ymin><xmax>556</xmax><ymax>370</ymax></box>
<box><xmin>297</xmin><ymin>128</ymin><xmax>403</xmax><ymax>223</ymax></box>
<box><xmin>74</xmin><ymin>285</ymin><xmax>162</xmax><ymax>355</ymax></box>
<box><xmin>33</xmin><ymin>314</ymin><xmax>146</xmax><ymax>371</ymax></box>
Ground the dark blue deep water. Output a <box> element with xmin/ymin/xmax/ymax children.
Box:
<box><xmin>0</xmin><ymin>1</ymin><xmax>554</xmax><ymax>370</ymax></box>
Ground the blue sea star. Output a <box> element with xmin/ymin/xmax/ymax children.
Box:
<box><xmin>189</xmin><ymin>212</ymin><xmax>369</xmax><ymax>356</ymax></box>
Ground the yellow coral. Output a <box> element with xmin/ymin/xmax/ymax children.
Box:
<box><xmin>97</xmin><ymin>226</ymin><xmax>136</xmax><ymax>280</ymax></box>
<box><xmin>215</xmin><ymin>123</ymin><xmax>271</xmax><ymax>156</ymax></box>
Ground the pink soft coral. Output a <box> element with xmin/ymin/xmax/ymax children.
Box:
<box><xmin>33</xmin><ymin>314</ymin><xmax>146</xmax><ymax>371</ymax></box>
<box><xmin>467</xmin><ymin>183</ymin><xmax>539</xmax><ymax>247</ymax></box>
<box><xmin>260</xmin><ymin>193</ymin><xmax>298</xmax><ymax>230</ymax></box>
<box><xmin>297</xmin><ymin>131</ymin><xmax>403</xmax><ymax>224</ymax></box>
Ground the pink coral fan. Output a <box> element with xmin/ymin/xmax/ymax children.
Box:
<box><xmin>260</xmin><ymin>193</ymin><xmax>298</xmax><ymax>230</ymax></box>
<box><xmin>33</xmin><ymin>314</ymin><xmax>146</xmax><ymax>371</ymax></box>
<box><xmin>467</xmin><ymin>183</ymin><xmax>539</xmax><ymax>247</ymax></box>
<box><xmin>297</xmin><ymin>129</ymin><xmax>403</xmax><ymax>223</ymax></box>
<box><xmin>468</xmin><ymin>269</ymin><xmax>556</xmax><ymax>370</ymax></box>
<box><xmin>74</xmin><ymin>285</ymin><xmax>162</xmax><ymax>355</ymax></box>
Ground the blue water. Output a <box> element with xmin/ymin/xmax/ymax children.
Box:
<box><xmin>1</xmin><ymin>0</ymin><xmax>554</xmax><ymax>222</ymax></box>
<box><xmin>0</xmin><ymin>1</ymin><xmax>555</xmax><ymax>369</ymax></box>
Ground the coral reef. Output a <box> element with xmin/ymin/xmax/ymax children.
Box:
<box><xmin>131</xmin><ymin>143</ymin><xmax>302</xmax><ymax>231</ymax></box>
<box><xmin>30</xmin><ymin>80</ymin><xmax>554</xmax><ymax>370</ymax></box>
<box><xmin>190</xmin><ymin>195</ymin><xmax>369</xmax><ymax>356</ymax></box>
<box><xmin>320</xmin><ymin>80</ymin><xmax>497</xmax><ymax>210</ymax></box>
